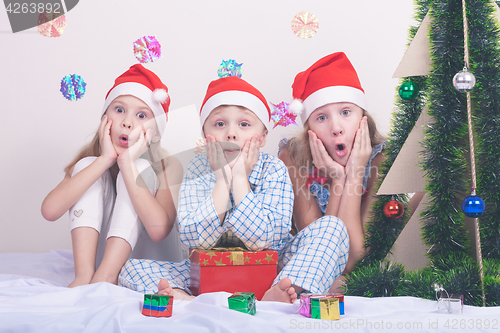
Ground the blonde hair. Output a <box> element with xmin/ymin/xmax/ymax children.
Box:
<box><xmin>64</xmin><ymin>119</ymin><xmax>168</xmax><ymax>177</ymax></box>
<box><xmin>286</xmin><ymin>109</ymin><xmax>386</xmax><ymax>169</ymax></box>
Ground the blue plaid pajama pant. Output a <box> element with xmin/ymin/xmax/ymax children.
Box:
<box><xmin>275</xmin><ymin>215</ymin><xmax>349</xmax><ymax>294</ymax></box>
<box><xmin>118</xmin><ymin>215</ymin><xmax>348</xmax><ymax>295</ymax></box>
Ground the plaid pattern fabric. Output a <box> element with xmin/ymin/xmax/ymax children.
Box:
<box><xmin>119</xmin><ymin>259</ymin><xmax>191</xmax><ymax>295</ymax></box>
<box><xmin>119</xmin><ymin>152</ymin><xmax>294</xmax><ymax>294</ymax></box>
<box><xmin>275</xmin><ymin>215</ymin><xmax>349</xmax><ymax>294</ymax></box>
<box><xmin>178</xmin><ymin>152</ymin><xmax>294</xmax><ymax>251</ymax></box>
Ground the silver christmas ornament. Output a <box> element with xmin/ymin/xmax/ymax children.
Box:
<box><xmin>453</xmin><ymin>68</ymin><xmax>476</xmax><ymax>92</ymax></box>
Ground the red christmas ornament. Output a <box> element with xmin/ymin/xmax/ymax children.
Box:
<box><xmin>383</xmin><ymin>200</ymin><xmax>404</xmax><ymax>219</ymax></box>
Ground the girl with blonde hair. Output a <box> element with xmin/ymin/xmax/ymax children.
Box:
<box><xmin>42</xmin><ymin>64</ymin><xmax>184</xmax><ymax>287</ymax></box>
<box><xmin>277</xmin><ymin>52</ymin><xmax>387</xmax><ymax>294</ymax></box>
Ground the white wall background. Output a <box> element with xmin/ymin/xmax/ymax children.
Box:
<box><xmin>0</xmin><ymin>0</ymin><xmax>416</xmax><ymax>253</ymax></box>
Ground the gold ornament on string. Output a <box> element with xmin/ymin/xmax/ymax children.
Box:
<box><xmin>459</xmin><ymin>0</ymin><xmax>485</xmax><ymax>307</ymax></box>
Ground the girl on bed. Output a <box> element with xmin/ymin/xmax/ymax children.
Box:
<box><xmin>275</xmin><ymin>52</ymin><xmax>387</xmax><ymax>295</ymax></box>
<box><xmin>41</xmin><ymin>64</ymin><xmax>183</xmax><ymax>288</ymax></box>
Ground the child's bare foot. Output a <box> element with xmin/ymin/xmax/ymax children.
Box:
<box><xmin>157</xmin><ymin>278</ymin><xmax>195</xmax><ymax>301</ymax></box>
<box><xmin>90</xmin><ymin>271</ymin><xmax>118</xmax><ymax>285</ymax></box>
<box><xmin>68</xmin><ymin>275</ymin><xmax>93</xmax><ymax>288</ymax></box>
<box><xmin>261</xmin><ymin>278</ymin><xmax>297</xmax><ymax>303</ymax></box>
<box><xmin>157</xmin><ymin>278</ymin><xmax>173</xmax><ymax>296</ymax></box>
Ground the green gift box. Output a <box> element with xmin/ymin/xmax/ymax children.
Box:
<box><xmin>142</xmin><ymin>294</ymin><xmax>173</xmax><ymax>317</ymax></box>
<box><xmin>310</xmin><ymin>296</ymin><xmax>339</xmax><ymax>320</ymax></box>
<box><xmin>228</xmin><ymin>292</ymin><xmax>256</xmax><ymax>315</ymax></box>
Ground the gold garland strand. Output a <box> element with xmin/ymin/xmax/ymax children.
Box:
<box><xmin>462</xmin><ymin>0</ymin><xmax>485</xmax><ymax>307</ymax></box>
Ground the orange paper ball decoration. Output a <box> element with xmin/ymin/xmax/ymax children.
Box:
<box><xmin>383</xmin><ymin>200</ymin><xmax>404</xmax><ymax>219</ymax></box>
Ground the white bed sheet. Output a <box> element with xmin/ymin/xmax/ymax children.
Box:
<box><xmin>0</xmin><ymin>250</ymin><xmax>499</xmax><ymax>333</ymax></box>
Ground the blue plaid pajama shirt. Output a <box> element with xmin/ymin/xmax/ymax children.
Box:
<box><xmin>178</xmin><ymin>152</ymin><xmax>293</xmax><ymax>251</ymax></box>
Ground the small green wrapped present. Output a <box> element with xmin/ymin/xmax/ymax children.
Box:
<box><xmin>142</xmin><ymin>294</ymin><xmax>173</xmax><ymax>317</ymax></box>
<box><xmin>228</xmin><ymin>292</ymin><xmax>256</xmax><ymax>315</ymax></box>
<box><xmin>310</xmin><ymin>296</ymin><xmax>339</xmax><ymax>320</ymax></box>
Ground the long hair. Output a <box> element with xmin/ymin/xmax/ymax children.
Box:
<box><xmin>286</xmin><ymin>109</ymin><xmax>386</xmax><ymax>169</ymax></box>
<box><xmin>64</xmin><ymin>120</ymin><xmax>168</xmax><ymax>177</ymax></box>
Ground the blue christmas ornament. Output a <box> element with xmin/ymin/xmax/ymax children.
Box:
<box><xmin>462</xmin><ymin>195</ymin><xmax>485</xmax><ymax>218</ymax></box>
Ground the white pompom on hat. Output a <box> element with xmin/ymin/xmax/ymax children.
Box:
<box><xmin>200</xmin><ymin>76</ymin><xmax>272</xmax><ymax>131</ymax></box>
<box><xmin>102</xmin><ymin>64</ymin><xmax>170</xmax><ymax>137</ymax></box>
<box><xmin>291</xmin><ymin>52</ymin><xmax>367</xmax><ymax>124</ymax></box>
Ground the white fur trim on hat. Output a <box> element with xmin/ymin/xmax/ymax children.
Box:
<box><xmin>153</xmin><ymin>89</ymin><xmax>169</xmax><ymax>104</ymax></box>
<box><xmin>200</xmin><ymin>90</ymin><xmax>272</xmax><ymax>130</ymax></box>
<box><xmin>301</xmin><ymin>85</ymin><xmax>367</xmax><ymax>124</ymax></box>
<box><xmin>102</xmin><ymin>82</ymin><xmax>167</xmax><ymax>137</ymax></box>
<box><xmin>289</xmin><ymin>99</ymin><xmax>304</xmax><ymax>116</ymax></box>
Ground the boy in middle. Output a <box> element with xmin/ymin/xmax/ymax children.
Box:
<box><xmin>119</xmin><ymin>76</ymin><xmax>296</xmax><ymax>302</ymax></box>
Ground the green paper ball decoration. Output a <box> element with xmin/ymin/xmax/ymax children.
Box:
<box><xmin>462</xmin><ymin>195</ymin><xmax>485</xmax><ymax>218</ymax></box>
<box><xmin>398</xmin><ymin>82</ymin><xmax>419</xmax><ymax>100</ymax></box>
<box><xmin>453</xmin><ymin>69</ymin><xmax>476</xmax><ymax>92</ymax></box>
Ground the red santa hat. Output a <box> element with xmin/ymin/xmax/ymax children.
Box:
<box><xmin>102</xmin><ymin>64</ymin><xmax>170</xmax><ymax>137</ymax></box>
<box><xmin>200</xmin><ymin>76</ymin><xmax>272</xmax><ymax>130</ymax></box>
<box><xmin>290</xmin><ymin>52</ymin><xmax>367</xmax><ymax>124</ymax></box>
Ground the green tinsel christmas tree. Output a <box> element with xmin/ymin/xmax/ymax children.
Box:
<box><xmin>346</xmin><ymin>0</ymin><xmax>500</xmax><ymax>306</ymax></box>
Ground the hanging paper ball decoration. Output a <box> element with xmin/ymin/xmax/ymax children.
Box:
<box><xmin>194</xmin><ymin>138</ymin><xmax>207</xmax><ymax>154</ymax></box>
<box><xmin>453</xmin><ymin>69</ymin><xmax>476</xmax><ymax>92</ymax></box>
<box><xmin>398</xmin><ymin>81</ymin><xmax>419</xmax><ymax>100</ymax></box>
<box><xmin>217</xmin><ymin>59</ymin><xmax>243</xmax><ymax>78</ymax></box>
<box><xmin>37</xmin><ymin>12</ymin><xmax>66</xmax><ymax>38</ymax></box>
<box><xmin>270</xmin><ymin>101</ymin><xmax>298</xmax><ymax>128</ymax></box>
<box><xmin>462</xmin><ymin>195</ymin><xmax>485</xmax><ymax>218</ymax></box>
<box><xmin>291</xmin><ymin>11</ymin><xmax>319</xmax><ymax>39</ymax></box>
<box><xmin>133</xmin><ymin>36</ymin><xmax>162</xmax><ymax>64</ymax></box>
<box><xmin>383</xmin><ymin>200</ymin><xmax>404</xmax><ymax>219</ymax></box>
<box><xmin>60</xmin><ymin>74</ymin><xmax>87</xmax><ymax>101</ymax></box>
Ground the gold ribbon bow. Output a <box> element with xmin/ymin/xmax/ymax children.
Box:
<box><xmin>212</xmin><ymin>247</ymin><xmax>246</xmax><ymax>266</ymax></box>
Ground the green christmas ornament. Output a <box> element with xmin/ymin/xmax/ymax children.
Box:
<box><xmin>398</xmin><ymin>81</ymin><xmax>419</xmax><ymax>100</ymax></box>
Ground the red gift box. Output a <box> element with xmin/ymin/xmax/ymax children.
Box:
<box><xmin>190</xmin><ymin>248</ymin><xmax>278</xmax><ymax>300</ymax></box>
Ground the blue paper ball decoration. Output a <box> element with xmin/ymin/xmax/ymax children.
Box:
<box><xmin>462</xmin><ymin>195</ymin><xmax>485</xmax><ymax>218</ymax></box>
<box><xmin>60</xmin><ymin>74</ymin><xmax>87</xmax><ymax>101</ymax></box>
<box><xmin>398</xmin><ymin>81</ymin><xmax>419</xmax><ymax>100</ymax></box>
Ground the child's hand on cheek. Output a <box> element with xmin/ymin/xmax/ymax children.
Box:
<box><xmin>118</xmin><ymin>126</ymin><xmax>152</xmax><ymax>168</ymax></box>
<box><xmin>206</xmin><ymin>135</ymin><xmax>232</xmax><ymax>185</ymax></box>
<box><xmin>232</xmin><ymin>134</ymin><xmax>261</xmax><ymax>180</ymax></box>
<box><xmin>345</xmin><ymin>116</ymin><xmax>371</xmax><ymax>181</ymax></box>
<box><xmin>308</xmin><ymin>130</ymin><xmax>345</xmax><ymax>182</ymax></box>
<box><xmin>98</xmin><ymin>115</ymin><xmax>118</xmax><ymax>167</ymax></box>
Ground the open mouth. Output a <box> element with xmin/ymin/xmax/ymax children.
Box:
<box><xmin>224</xmin><ymin>148</ymin><xmax>240</xmax><ymax>155</ymax></box>
<box><xmin>335</xmin><ymin>143</ymin><xmax>347</xmax><ymax>157</ymax></box>
<box><xmin>119</xmin><ymin>135</ymin><xmax>129</xmax><ymax>147</ymax></box>
<box><xmin>220</xmin><ymin>142</ymin><xmax>240</xmax><ymax>155</ymax></box>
